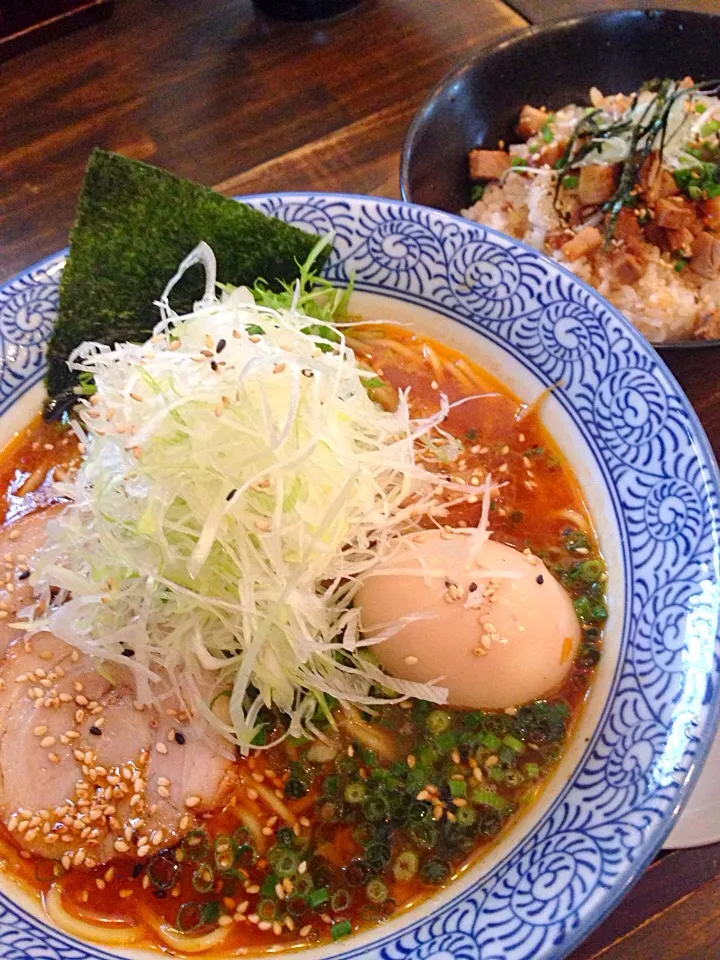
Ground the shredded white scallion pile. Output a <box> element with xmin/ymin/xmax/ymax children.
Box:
<box><xmin>29</xmin><ymin>245</ymin><xmax>484</xmax><ymax>751</ymax></box>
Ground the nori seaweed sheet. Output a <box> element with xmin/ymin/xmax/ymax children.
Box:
<box><xmin>48</xmin><ymin>149</ymin><xmax>327</xmax><ymax>402</ymax></box>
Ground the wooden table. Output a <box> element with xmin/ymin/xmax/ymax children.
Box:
<box><xmin>1</xmin><ymin>1</ymin><xmax>719</xmax><ymax>957</ymax></box>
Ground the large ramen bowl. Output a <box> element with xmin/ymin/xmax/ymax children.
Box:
<box><xmin>1</xmin><ymin>193</ymin><xmax>719</xmax><ymax>960</ymax></box>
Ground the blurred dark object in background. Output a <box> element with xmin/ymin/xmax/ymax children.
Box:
<box><xmin>253</xmin><ymin>0</ymin><xmax>364</xmax><ymax>20</ymax></box>
<box><xmin>504</xmin><ymin>0</ymin><xmax>719</xmax><ymax>20</ymax></box>
<box><xmin>0</xmin><ymin>0</ymin><xmax>113</xmax><ymax>60</ymax></box>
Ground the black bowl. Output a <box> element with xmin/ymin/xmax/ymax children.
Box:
<box><xmin>400</xmin><ymin>8</ymin><xmax>720</xmax><ymax>349</ymax></box>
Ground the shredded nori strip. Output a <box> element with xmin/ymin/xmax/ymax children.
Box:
<box><xmin>46</xmin><ymin>149</ymin><xmax>329</xmax><ymax>412</ymax></box>
<box><xmin>554</xmin><ymin>79</ymin><xmax>720</xmax><ymax>243</ymax></box>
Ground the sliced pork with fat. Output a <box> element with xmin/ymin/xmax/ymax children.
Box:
<box><xmin>0</xmin><ymin>507</ymin><xmax>238</xmax><ymax>866</ymax></box>
<box><xmin>0</xmin><ymin>505</ymin><xmax>63</xmax><ymax>656</ymax></box>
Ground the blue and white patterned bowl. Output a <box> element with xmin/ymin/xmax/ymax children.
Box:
<box><xmin>0</xmin><ymin>193</ymin><xmax>718</xmax><ymax>960</ymax></box>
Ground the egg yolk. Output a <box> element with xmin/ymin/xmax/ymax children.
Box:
<box><xmin>355</xmin><ymin>531</ymin><xmax>581</xmax><ymax>710</ymax></box>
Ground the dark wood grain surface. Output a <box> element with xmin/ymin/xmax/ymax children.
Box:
<box><xmin>2</xmin><ymin>1</ymin><xmax>720</xmax><ymax>957</ymax></box>
<box><xmin>0</xmin><ymin>0</ymin><xmax>524</xmax><ymax>280</ymax></box>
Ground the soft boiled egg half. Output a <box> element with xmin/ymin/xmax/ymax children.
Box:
<box><xmin>355</xmin><ymin>531</ymin><xmax>581</xmax><ymax>710</ymax></box>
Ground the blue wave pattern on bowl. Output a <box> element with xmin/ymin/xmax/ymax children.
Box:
<box><xmin>0</xmin><ymin>194</ymin><xmax>718</xmax><ymax>960</ymax></box>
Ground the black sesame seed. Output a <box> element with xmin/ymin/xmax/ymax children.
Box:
<box><xmin>536</xmin><ymin>575</ymin><xmax>544</xmax><ymax>585</ymax></box>
<box><xmin>468</xmin><ymin>582</ymin><xmax>477</xmax><ymax>592</ymax></box>
<box><xmin>132</xmin><ymin>862</ymin><xmax>144</xmax><ymax>878</ymax></box>
<box><xmin>174</xmin><ymin>731</ymin><xmax>186</xmax><ymax>745</ymax></box>
<box><xmin>121</xmin><ymin>648</ymin><xmax>135</xmax><ymax>657</ymax></box>
<box><xmin>89</xmin><ymin>725</ymin><xmax>102</xmax><ymax>736</ymax></box>
<box><xmin>153</xmin><ymin>889</ymin><xmax>167</xmax><ymax>899</ymax></box>
<box><xmin>216</xmin><ymin>339</ymin><xmax>227</xmax><ymax>354</ymax></box>
<box><xmin>226</xmin><ymin>489</ymin><xmax>237</xmax><ymax>502</ymax></box>
<box><xmin>210</xmin><ymin>360</ymin><xmax>219</xmax><ymax>372</ymax></box>
<box><xmin>302</xmin><ymin>368</ymin><xmax>314</xmax><ymax>378</ymax></box>
<box><xmin>17</xmin><ymin>569</ymin><xmax>31</xmax><ymax>581</ymax></box>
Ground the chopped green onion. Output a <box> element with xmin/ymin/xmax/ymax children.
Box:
<box><xmin>426</xmin><ymin>710</ymin><xmax>451</xmax><ymax>736</ymax></box>
<box><xmin>200</xmin><ymin>901</ymin><xmax>220</xmax><ymax>926</ymax></box>
<box><xmin>392</xmin><ymin>850</ymin><xmax>419</xmax><ymax>882</ymax></box>
<box><xmin>564</xmin><ymin>529</ymin><xmax>590</xmax><ymax>553</ymax></box>
<box><xmin>345</xmin><ymin>858</ymin><xmax>371</xmax><ymax>886</ymax></box>
<box><xmin>365</xmin><ymin>842</ymin><xmax>392</xmax><ymax>872</ymax></box>
<box><xmin>318</xmin><ymin>799</ymin><xmax>341</xmax><ymax>821</ymax></box>
<box><xmin>323</xmin><ymin>774</ymin><xmax>340</xmax><ymax>796</ymax></box>
<box><xmin>182</xmin><ymin>829</ymin><xmax>209</xmax><ymax>860</ymax></box>
<box><xmin>191</xmin><ymin>863</ymin><xmax>214</xmax><ymax>894</ymax></box>
<box><xmin>365</xmin><ymin>878</ymin><xmax>388</xmax><ymax>904</ymax></box>
<box><xmin>449</xmin><ymin>779</ymin><xmax>467</xmax><ymax>798</ymax></box>
<box><xmin>176</xmin><ymin>901</ymin><xmax>203</xmax><ymax>933</ymax></box>
<box><xmin>287</xmin><ymin>894</ymin><xmax>308</xmax><ymax>917</ymax></box>
<box><xmin>293</xmin><ymin>873</ymin><xmax>314</xmax><ymax>897</ymax></box>
<box><xmin>405</xmin><ymin>767</ymin><xmax>429</xmax><ymax>795</ymax></box>
<box><xmin>574</xmin><ymin>595</ymin><xmax>606</xmax><ymax>622</ymax></box>
<box><xmin>257</xmin><ymin>898</ymin><xmax>277</xmax><ymax>922</ymax></box>
<box><xmin>352</xmin><ymin>823</ymin><xmax>375</xmax><ymax>847</ymax></box>
<box><xmin>331</xmin><ymin>888</ymin><xmax>351</xmax><ymax>912</ymax></box>
<box><xmin>284</xmin><ymin>778</ymin><xmax>308</xmax><ymax>799</ymax></box>
<box><xmin>331</xmin><ymin>920</ymin><xmax>352</xmax><ymax>942</ymax></box>
<box><xmin>362</xmin><ymin>794</ymin><xmax>389</xmax><ymax>823</ymax></box>
<box><xmin>267</xmin><ymin>846</ymin><xmax>298</xmax><ymax>878</ymax></box>
<box><xmin>701</xmin><ymin>119</ymin><xmax>720</xmax><ymax>137</ymax></box>
<box><xmin>590</xmin><ymin>600</ymin><xmax>608</xmax><ymax>621</ymax></box>
<box><xmin>232</xmin><ymin>826</ymin><xmax>251</xmax><ymax>846</ymax></box>
<box><xmin>562</xmin><ymin>175</ymin><xmax>579</xmax><ymax>189</ymax></box>
<box><xmin>405</xmin><ymin>800</ymin><xmax>432</xmax><ymax>824</ymax></box>
<box><xmin>420</xmin><ymin>857</ymin><xmax>451</xmax><ymax>885</ymax></box>
<box><xmin>213</xmin><ymin>835</ymin><xmax>234</xmax><ymax>872</ymax></box>
<box><xmin>381</xmin><ymin>898</ymin><xmax>397</xmax><ymax>919</ymax></box>
<box><xmin>456</xmin><ymin>805</ymin><xmax>477</xmax><ymax>827</ymax></box>
<box><xmin>525</xmin><ymin>762</ymin><xmax>540</xmax><ymax>779</ymax></box>
<box><xmin>478</xmin><ymin>731</ymin><xmax>502</xmax><ymax>751</ymax></box>
<box><xmin>470</xmin><ymin>786</ymin><xmax>509</xmax><ymax>811</ymax></box>
<box><xmin>409</xmin><ymin>820</ymin><xmax>437</xmax><ymax>849</ymax></box>
<box><xmin>345</xmin><ymin>782</ymin><xmax>367</xmax><ymax>804</ymax></box>
<box><xmin>147</xmin><ymin>855</ymin><xmax>180</xmax><ymax>890</ymax></box>
<box><xmin>579</xmin><ymin>559</ymin><xmax>603</xmax><ymax>583</ymax></box>
<box><xmin>360</xmin><ymin>904</ymin><xmax>382</xmax><ymax>924</ymax></box>
<box><xmin>261</xmin><ymin>873</ymin><xmax>279</xmax><ymax>898</ymax></box>
<box><xmin>502</xmin><ymin>734</ymin><xmax>525</xmax><ymax>753</ymax></box>
<box><xmin>275</xmin><ymin>826</ymin><xmax>296</xmax><ymax>848</ymax></box>
<box><xmin>234</xmin><ymin>843</ymin><xmax>256</xmax><ymax>870</ymax></box>
<box><xmin>434</xmin><ymin>729</ymin><xmax>457</xmax><ymax>753</ymax></box>
<box><xmin>308</xmin><ymin>887</ymin><xmax>330</xmax><ymax>909</ymax></box>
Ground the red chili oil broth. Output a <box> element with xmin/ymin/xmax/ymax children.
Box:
<box><xmin>0</xmin><ymin>324</ymin><xmax>602</xmax><ymax>954</ymax></box>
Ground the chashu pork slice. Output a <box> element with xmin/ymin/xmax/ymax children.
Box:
<box><xmin>0</xmin><ymin>630</ymin><xmax>238</xmax><ymax>867</ymax></box>
<box><xmin>0</xmin><ymin>505</ymin><xmax>64</xmax><ymax>657</ymax></box>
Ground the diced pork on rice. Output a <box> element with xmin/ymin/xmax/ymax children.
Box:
<box><xmin>463</xmin><ymin>81</ymin><xmax>720</xmax><ymax>342</ymax></box>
